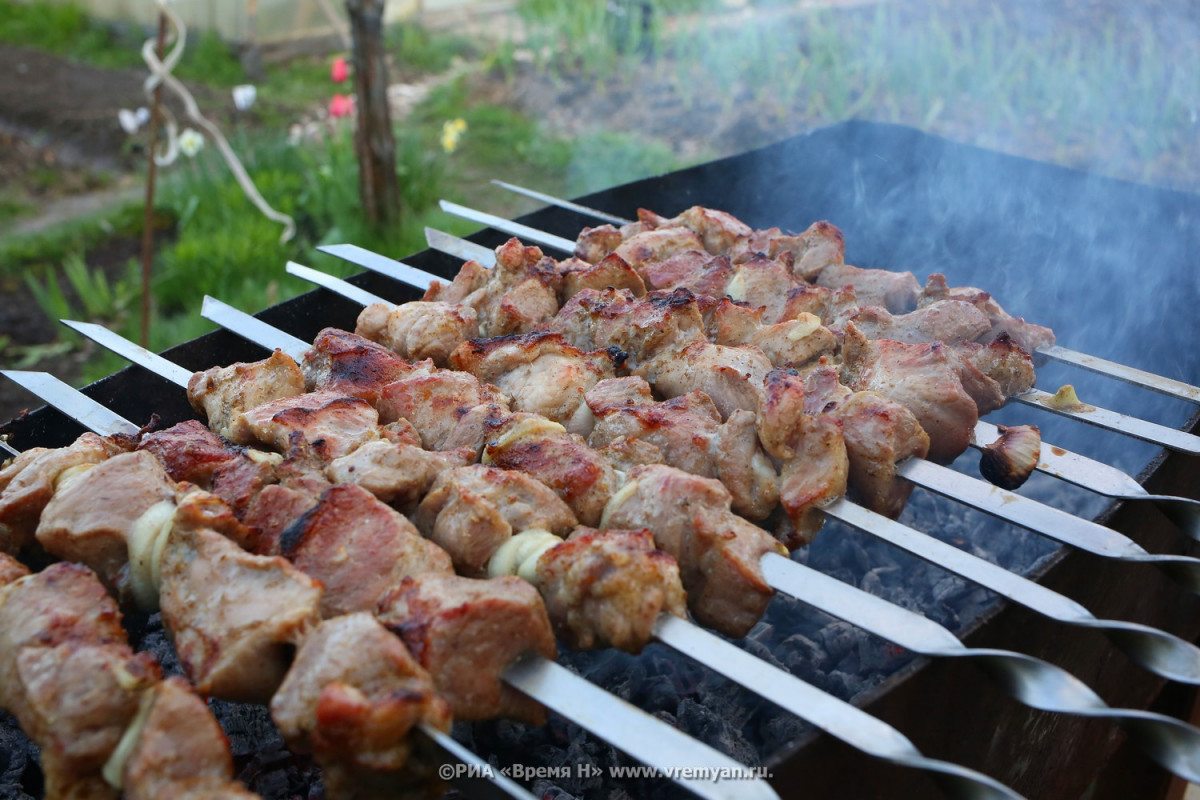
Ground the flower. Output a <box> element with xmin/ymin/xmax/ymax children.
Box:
<box><xmin>331</xmin><ymin>57</ymin><xmax>349</xmax><ymax>84</ymax></box>
<box><xmin>328</xmin><ymin>94</ymin><xmax>354</xmax><ymax>118</ymax></box>
<box><xmin>118</xmin><ymin>108</ymin><xmax>142</xmax><ymax>134</ymax></box>
<box><xmin>440</xmin><ymin>118</ymin><xmax>468</xmax><ymax>153</ymax></box>
<box><xmin>178</xmin><ymin>128</ymin><xmax>205</xmax><ymax>158</ymax></box>
<box><xmin>232</xmin><ymin>84</ymin><xmax>257</xmax><ymax>111</ymax></box>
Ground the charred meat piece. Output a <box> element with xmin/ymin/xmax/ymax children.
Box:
<box><xmin>640</xmin><ymin>249</ymin><xmax>735</xmax><ymax>297</ymax></box>
<box><xmin>416</xmin><ymin>464</ymin><xmax>577</xmax><ymax>577</ymax></box>
<box><xmin>325</xmin><ymin>440</ymin><xmax>475</xmax><ymax>512</ymax></box>
<box><xmin>159</xmin><ymin>525</ymin><xmax>322</xmax><ymax>703</ymax></box>
<box><xmin>378</xmin><ymin>573</ymin><xmax>557</xmax><ymax>724</ymax></box>
<box><xmin>187</xmin><ymin>350</ymin><xmax>307</xmax><ymax>441</ymax></box>
<box><xmin>36</xmin><ymin>450</ymin><xmax>178</xmax><ymax>597</ymax></box>
<box><xmin>270</xmin><ymin>613</ymin><xmax>451</xmax><ymax>793</ymax></box>
<box><xmin>376</xmin><ymin>369</ymin><xmax>509</xmax><ymax>451</ymax></box>
<box><xmin>586</xmin><ymin>379</ymin><xmax>779</xmax><ymax>520</ymax></box>
<box><xmin>450</xmin><ymin>332</ymin><xmax>619</xmax><ymax>437</ymax></box>
<box><xmin>120</xmin><ymin>677</ymin><xmax>260</xmax><ymax>800</ymax></box>
<box><xmin>356</xmin><ymin>301</ymin><xmax>480</xmax><ymax>367</ymax></box>
<box><xmin>281</xmin><ymin>484</ymin><xmax>452</xmax><ymax>618</ymax></box>
<box><xmin>0</xmin><ymin>563</ymin><xmax>161</xmax><ymax>800</ymax></box>
<box><xmin>979</xmin><ymin>424</ymin><xmax>1041</xmax><ymax>490</ymax></box>
<box><xmin>0</xmin><ymin>432</ymin><xmax>130</xmax><ymax>554</ymax></box>
<box><xmin>137</xmin><ymin>420</ymin><xmax>243</xmax><ymax>488</ymax></box>
<box><xmin>602</xmin><ymin>464</ymin><xmax>787</xmax><ymax>638</ymax></box>
<box><xmin>817</xmin><ymin>262</ymin><xmax>921</xmax><ymax>313</ymax></box>
<box><xmin>841</xmin><ymin>322</ymin><xmax>979</xmax><ymax>464</ymax></box>
<box><xmin>697</xmin><ymin>295</ymin><xmax>763</xmax><ymax>347</ymax></box>
<box><xmin>534</xmin><ymin>527</ymin><xmax>686</xmax><ymax>653</ymax></box>
<box><xmin>757</xmin><ymin>371</ymin><xmax>850</xmax><ymax>546</ymax></box>
<box><xmin>558</xmin><ymin>253</ymin><xmax>647</xmax><ymax>301</ymax></box>
<box><xmin>483</xmin><ymin>413</ymin><xmax>621</xmax><ymax>528</ymax></box>
<box><xmin>847</xmin><ymin>300</ymin><xmax>992</xmax><ymax>345</ymax></box>
<box><xmin>302</xmin><ymin>327</ymin><xmax>419</xmax><ymax>402</ymax></box>
<box><xmin>922</xmin><ymin>273</ymin><xmax>1055</xmax><ymax>352</ymax></box>
<box><xmin>230</xmin><ymin>390</ymin><xmax>380</xmax><ymax>460</ymax></box>
<box><xmin>429</xmin><ymin>239</ymin><xmax>562</xmax><ymax>337</ymax></box>
<box><xmin>243</xmin><ymin>484</ymin><xmax>319</xmax><ymax>556</ymax></box>
<box><xmin>768</xmin><ymin>220</ymin><xmax>846</xmax><ymax>281</ymax></box>
<box><xmin>550</xmin><ymin>287</ymin><xmax>707</xmax><ymax>369</ymax></box>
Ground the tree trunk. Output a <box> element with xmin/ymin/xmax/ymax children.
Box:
<box><xmin>345</xmin><ymin>0</ymin><xmax>400</xmax><ymax>228</ymax></box>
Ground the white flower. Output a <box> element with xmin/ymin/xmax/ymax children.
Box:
<box><xmin>135</xmin><ymin>107</ymin><xmax>151</xmax><ymax>126</ymax></box>
<box><xmin>178</xmin><ymin>128</ymin><xmax>205</xmax><ymax>158</ymax></box>
<box><xmin>232</xmin><ymin>84</ymin><xmax>257</xmax><ymax>111</ymax></box>
<box><xmin>118</xmin><ymin>108</ymin><xmax>141</xmax><ymax>134</ymax></box>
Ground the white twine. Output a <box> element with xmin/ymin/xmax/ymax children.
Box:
<box><xmin>141</xmin><ymin>1</ymin><xmax>296</xmax><ymax>243</ymax></box>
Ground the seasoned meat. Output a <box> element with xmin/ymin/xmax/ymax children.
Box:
<box><xmin>483</xmin><ymin>414</ymin><xmax>621</xmax><ymax>527</ymax></box>
<box><xmin>549</xmin><ymin>288</ymin><xmax>706</xmax><ymax>367</ymax></box>
<box><xmin>121</xmin><ymin>677</ymin><xmax>259</xmax><ymax>800</ymax></box>
<box><xmin>187</xmin><ymin>350</ymin><xmax>306</xmax><ymax>441</ymax></box>
<box><xmin>357</xmin><ymin>301</ymin><xmax>479</xmax><ymax>367</ymax></box>
<box><xmin>847</xmin><ymin>300</ymin><xmax>992</xmax><ymax>345</ymax></box>
<box><xmin>583</xmin><ymin>375</ymin><xmax>655</xmax><ymax>415</ymax></box>
<box><xmin>302</xmin><ymin>327</ymin><xmax>417</xmax><ymax>402</ymax></box>
<box><xmin>378</xmin><ymin>573</ymin><xmax>557</xmax><ymax>724</ymax></box>
<box><xmin>159</xmin><ymin>525</ymin><xmax>322</xmax><ymax>702</ymax></box>
<box><xmin>0</xmin><ymin>552</ymin><xmax>28</xmax><ymax>586</ymax></box>
<box><xmin>636</xmin><ymin>339</ymin><xmax>771</xmax><ymax>420</ymax></box>
<box><xmin>209</xmin><ymin>452</ymin><xmax>281</xmax><ymax>520</ymax></box>
<box><xmin>450</xmin><ymin>332</ymin><xmax>618</xmax><ymax>436</ymax></box>
<box><xmin>747</xmin><ymin>315</ymin><xmax>838</xmax><ymax>369</ymax></box>
<box><xmin>243</xmin><ymin>484</ymin><xmax>319</xmax><ymax>556</ymax></box>
<box><xmin>667</xmin><ymin>206</ymin><xmax>755</xmax><ymax>255</ymax></box>
<box><xmin>574</xmin><ymin>224</ymin><xmax>625</xmax><ymax>263</ymax></box>
<box><xmin>377</xmin><ymin>369</ymin><xmax>509</xmax><ymax>451</ymax></box>
<box><xmin>841</xmin><ymin>322</ymin><xmax>979</xmax><ymax>464</ymax></box>
<box><xmin>270</xmin><ymin>614</ymin><xmax>451</xmax><ymax>779</ymax></box>
<box><xmin>0</xmin><ymin>563</ymin><xmax>160</xmax><ymax>800</ymax></box>
<box><xmin>230</xmin><ymin>390</ymin><xmax>380</xmax><ymax>460</ymax></box>
<box><xmin>325</xmin><ymin>440</ymin><xmax>474</xmax><ymax>512</ymax></box>
<box><xmin>36</xmin><ymin>451</ymin><xmax>177</xmax><ymax>595</ymax></box>
<box><xmin>587</xmin><ymin>383</ymin><xmax>779</xmax><ymax>520</ymax></box>
<box><xmin>640</xmin><ymin>249</ymin><xmax>735</xmax><ymax>297</ymax></box>
<box><xmin>558</xmin><ymin>253</ymin><xmax>647</xmax><ymax>301</ymax></box>
<box><xmin>698</xmin><ymin>295</ymin><xmax>763</xmax><ymax>346</ymax></box>
<box><xmin>768</xmin><ymin>220</ymin><xmax>846</xmax><ymax>281</ymax></box>
<box><xmin>725</xmin><ymin>254</ymin><xmax>808</xmax><ymax>324</ymax></box>
<box><xmin>817</xmin><ymin>262</ymin><xmax>921</xmax><ymax>313</ymax></box>
<box><xmin>602</xmin><ymin>464</ymin><xmax>786</xmax><ymax>637</ymax></box>
<box><xmin>281</xmin><ymin>484</ymin><xmax>452</xmax><ymax>618</ymax></box>
<box><xmin>0</xmin><ymin>432</ymin><xmax>129</xmax><ymax>554</ymax></box>
<box><xmin>614</xmin><ymin>226</ymin><xmax>706</xmax><ymax>270</ymax></box>
<box><xmin>416</xmin><ymin>465</ymin><xmax>577</xmax><ymax>577</ymax></box>
<box><xmin>423</xmin><ymin>258</ymin><xmax>490</xmax><ymax>305</ymax></box>
<box><xmin>137</xmin><ymin>420</ymin><xmax>242</xmax><ymax>488</ymax></box>
<box><xmin>757</xmin><ymin>371</ymin><xmax>849</xmax><ymax>545</ymax></box>
<box><xmin>534</xmin><ymin>527</ymin><xmax>686</xmax><ymax>653</ymax></box>
<box><xmin>430</xmin><ymin>239</ymin><xmax>561</xmax><ymax>337</ymax></box>
<box><xmin>953</xmin><ymin>334</ymin><xmax>1036</xmax><ymax>397</ymax></box>
<box><xmin>922</xmin><ymin>273</ymin><xmax>1055</xmax><ymax>352</ymax></box>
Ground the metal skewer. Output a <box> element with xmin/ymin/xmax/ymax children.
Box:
<box><xmin>486</xmin><ymin>180</ymin><xmax>1200</xmax><ymax>406</ymax></box>
<box><xmin>68</xmin><ymin>293</ymin><xmax>1200</xmax><ymax>783</ymax></box>
<box><xmin>0</xmin><ymin>370</ymin><xmax>776</xmax><ymax>800</ymax></box>
<box><xmin>430</xmin><ymin>198</ymin><xmax>1200</xmax><ymax>456</ymax></box>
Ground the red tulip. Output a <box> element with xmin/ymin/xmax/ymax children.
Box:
<box><xmin>329</xmin><ymin>94</ymin><xmax>354</xmax><ymax>118</ymax></box>
<box><xmin>331</xmin><ymin>57</ymin><xmax>349</xmax><ymax>84</ymax></box>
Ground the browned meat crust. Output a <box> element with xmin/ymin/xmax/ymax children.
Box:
<box><xmin>378</xmin><ymin>573</ymin><xmax>556</xmax><ymax>725</ymax></box>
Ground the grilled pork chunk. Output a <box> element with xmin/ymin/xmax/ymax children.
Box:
<box><xmin>636</xmin><ymin>339</ymin><xmax>771</xmax><ymax>420</ymax></box>
<box><xmin>378</xmin><ymin>573</ymin><xmax>557</xmax><ymax>725</ymax></box>
<box><xmin>483</xmin><ymin>413</ymin><xmax>621</xmax><ymax>527</ymax></box>
<box><xmin>817</xmin><ymin>262</ymin><xmax>921</xmax><ymax>313</ymax></box>
<box><xmin>230</xmin><ymin>390</ymin><xmax>381</xmax><ymax>460</ymax></box>
<box><xmin>615</xmin><ymin>226</ymin><xmax>707</xmax><ymax>272</ymax></box>
<box><xmin>549</xmin><ymin>287</ymin><xmax>708</xmax><ymax>368</ymax></box>
<box><xmin>848</xmin><ymin>300</ymin><xmax>992</xmax><ymax>345</ymax></box>
<box><xmin>841</xmin><ymin>322</ymin><xmax>979</xmax><ymax>464</ymax></box>
<box><xmin>270</xmin><ymin>613</ymin><xmax>451</xmax><ymax>795</ymax></box>
<box><xmin>0</xmin><ymin>563</ymin><xmax>161</xmax><ymax>800</ymax></box>
<box><xmin>376</xmin><ymin>368</ymin><xmax>510</xmax><ymax>451</ymax></box>
<box><xmin>585</xmin><ymin>378</ymin><xmax>779</xmax><ymax>520</ymax></box>
<box><xmin>953</xmin><ymin>334</ymin><xmax>1036</xmax><ymax>397</ymax></box>
<box><xmin>0</xmin><ymin>551</ymin><xmax>28</xmax><ymax>585</ymax></box>
<box><xmin>602</xmin><ymin>464</ymin><xmax>787</xmax><ymax>638</ymax></box>
<box><xmin>557</xmin><ymin>253</ymin><xmax>647</xmax><ymax>301</ymax></box>
<box><xmin>187</xmin><ymin>350</ymin><xmax>307</xmax><ymax>441</ymax></box>
<box><xmin>0</xmin><ymin>432</ymin><xmax>130</xmax><ymax>554</ymax></box>
<box><xmin>922</xmin><ymin>273</ymin><xmax>1055</xmax><ymax>352</ymax></box>
<box><xmin>281</xmin><ymin>484</ymin><xmax>452</xmax><ymax>618</ymax></box>
<box><xmin>121</xmin><ymin>677</ymin><xmax>260</xmax><ymax>800</ymax></box>
<box><xmin>302</xmin><ymin>327</ymin><xmax>418</xmax><ymax>402</ymax></box>
<box><xmin>767</xmin><ymin>219</ymin><xmax>847</xmax><ymax>281</ymax></box>
<box><xmin>159</xmin><ymin>525</ymin><xmax>322</xmax><ymax>703</ymax></box>
<box><xmin>324</xmin><ymin>440</ymin><xmax>474</xmax><ymax>512</ymax></box>
<box><xmin>137</xmin><ymin>420</ymin><xmax>241</xmax><ymax>488</ymax></box>
<box><xmin>641</xmin><ymin>249</ymin><xmax>736</xmax><ymax>297</ymax></box>
<box><xmin>535</xmin><ymin>527</ymin><xmax>687</xmax><ymax>653</ymax></box>
<box><xmin>357</xmin><ymin>301</ymin><xmax>480</xmax><ymax>367</ymax></box>
<box><xmin>36</xmin><ymin>450</ymin><xmax>178</xmax><ymax>596</ymax></box>
<box><xmin>416</xmin><ymin>465</ymin><xmax>577</xmax><ymax>577</ymax></box>
<box><xmin>450</xmin><ymin>332</ymin><xmax>619</xmax><ymax>436</ymax></box>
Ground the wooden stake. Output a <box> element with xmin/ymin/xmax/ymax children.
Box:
<box><xmin>139</xmin><ymin>12</ymin><xmax>168</xmax><ymax>348</ymax></box>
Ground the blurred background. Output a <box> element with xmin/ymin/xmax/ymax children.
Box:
<box><xmin>0</xmin><ymin>0</ymin><xmax>1197</xmax><ymax>421</ymax></box>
